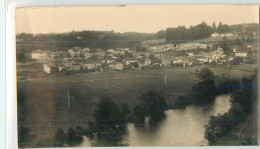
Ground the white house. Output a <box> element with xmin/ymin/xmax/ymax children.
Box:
<box><xmin>178</xmin><ymin>43</ymin><xmax>207</xmax><ymax>50</ymax></box>
<box><xmin>106</xmin><ymin>49</ymin><xmax>116</xmax><ymax>54</ymax></box>
<box><xmin>235</xmin><ymin>51</ymin><xmax>247</xmax><ymax>57</ymax></box>
<box><xmin>31</xmin><ymin>50</ymin><xmax>49</xmax><ymax>60</ymax></box>
<box><xmin>233</xmin><ymin>48</ymin><xmax>247</xmax><ymax>57</ymax></box>
<box><xmin>171</xmin><ymin>57</ymin><xmax>183</xmax><ymax>64</ymax></box>
<box><xmin>187</xmin><ymin>52</ymin><xmax>194</xmax><ymax>57</ymax></box>
<box><xmin>221</xmin><ymin>33</ymin><xmax>233</xmax><ymax>37</ymax></box>
<box><xmin>109</xmin><ymin>62</ymin><xmax>124</xmax><ymax>70</ymax></box>
<box><xmin>197</xmin><ymin>56</ymin><xmax>209</xmax><ymax>63</ymax></box>
<box><xmin>125</xmin><ymin>59</ymin><xmax>137</xmax><ymax>65</ymax></box>
<box><xmin>211</xmin><ymin>32</ymin><xmax>220</xmax><ymax>37</ymax></box>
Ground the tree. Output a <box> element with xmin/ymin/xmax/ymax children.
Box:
<box><xmin>205</xmin><ymin>74</ymin><xmax>256</xmax><ymax>145</ymax></box>
<box><xmin>217</xmin><ymin>22</ymin><xmax>223</xmax><ymax>33</ymax></box>
<box><xmin>217</xmin><ymin>22</ymin><xmax>230</xmax><ymax>33</ymax></box>
<box><xmin>219</xmin><ymin>37</ymin><xmax>232</xmax><ymax>55</ymax></box>
<box><xmin>133</xmin><ymin>105</ymin><xmax>146</xmax><ymax>119</ymax></box>
<box><xmin>140</xmin><ymin>91</ymin><xmax>167</xmax><ymax>116</ymax></box>
<box><xmin>155</xmin><ymin>30</ymin><xmax>166</xmax><ymax>39</ymax></box>
<box><xmin>212</xmin><ymin>22</ymin><xmax>217</xmax><ymax>32</ymax></box>
<box><xmin>121</xmin><ymin>104</ymin><xmax>130</xmax><ymax>119</ymax></box>
<box><xmin>165</xmin><ymin>22</ymin><xmax>213</xmax><ymax>43</ymax></box>
<box><xmin>205</xmin><ymin>113</ymin><xmax>232</xmax><ymax>143</ymax></box>
<box><xmin>197</xmin><ymin>68</ymin><xmax>215</xmax><ymax>81</ymax></box>
<box><xmin>18</xmin><ymin>127</ymin><xmax>32</xmax><ymax>148</ymax></box>
<box><xmin>67</xmin><ymin>127</ymin><xmax>83</xmax><ymax>146</ymax></box>
<box><xmin>190</xmin><ymin>79</ymin><xmax>216</xmax><ymax>103</ymax></box>
<box><xmin>89</xmin><ymin>99</ymin><xmax>129</xmax><ymax>146</ymax></box>
<box><xmin>93</xmin><ymin>98</ymin><xmax>121</xmax><ymax>130</ymax></box>
<box><xmin>54</xmin><ymin>128</ymin><xmax>67</xmax><ymax>147</ymax></box>
<box><xmin>17</xmin><ymin>52</ymin><xmax>27</xmax><ymax>62</ymax></box>
<box><xmin>191</xmin><ymin>68</ymin><xmax>216</xmax><ymax>103</ymax></box>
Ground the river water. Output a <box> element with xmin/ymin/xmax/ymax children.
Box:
<box><xmin>81</xmin><ymin>94</ymin><xmax>231</xmax><ymax>147</ymax></box>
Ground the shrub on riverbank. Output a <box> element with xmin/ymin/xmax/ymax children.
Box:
<box><xmin>205</xmin><ymin>73</ymin><xmax>257</xmax><ymax>145</ymax></box>
<box><xmin>134</xmin><ymin>91</ymin><xmax>167</xmax><ymax>119</ymax></box>
<box><xmin>189</xmin><ymin>68</ymin><xmax>216</xmax><ymax>104</ymax></box>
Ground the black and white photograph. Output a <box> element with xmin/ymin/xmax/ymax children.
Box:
<box><xmin>16</xmin><ymin>5</ymin><xmax>259</xmax><ymax>148</ymax></box>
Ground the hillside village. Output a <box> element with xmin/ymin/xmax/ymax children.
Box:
<box><xmin>29</xmin><ymin>32</ymin><xmax>257</xmax><ymax>75</ymax></box>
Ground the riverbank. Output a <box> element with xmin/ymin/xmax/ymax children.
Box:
<box><xmin>205</xmin><ymin>73</ymin><xmax>258</xmax><ymax>146</ymax></box>
<box><xmin>207</xmin><ymin>99</ymin><xmax>257</xmax><ymax>146</ymax></box>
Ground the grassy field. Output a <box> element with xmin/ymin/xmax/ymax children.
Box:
<box><xmin>17</xmin><ymin>63</ymin><xmax>257</xmax><ymax>147</ymax></box>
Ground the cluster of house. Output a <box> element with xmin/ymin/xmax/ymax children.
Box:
<box><xmin>154</xmin><ymin>45</ymin><xmax>253</xmax><ymax>67</ymax></box>
<box><xmin>35</xmin><ymin>47</ymin><xmax>153</xmax><ymax>74</ymax></box>
<box><xmin>31</xmin><ymin>42</ymin><xmax>254</xmax><ymax>74</ymax></box>
<box><xmin>147</xmin><ymin>43</ymin><xmax>208</xmax><ymax>52</ymax></box>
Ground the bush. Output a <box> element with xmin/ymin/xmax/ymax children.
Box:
<box><xmin>197</xmin><ymin>67</ymin><xmax>215</xmax><ymax>81</ymax></box>
<box><xmin>54</xmin><ymin>128</ymin><xmax>67</xmax><ymax>147</ymax></box>
<box><xmin>67</xmin><ymin>127</ymin><xmax>83</xmax><ymax>146</ymax></box>
<box><xmin>190</xmin><ymin>80</ymin><xmax>216</xmax><ymax>103</ymax></box>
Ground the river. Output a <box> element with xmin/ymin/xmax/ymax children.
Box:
<box><xmin>81</xmin><ymin>94</ymin><xmax>231</xmax><ymax>147</ymax></box>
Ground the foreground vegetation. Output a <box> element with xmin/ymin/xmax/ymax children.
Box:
<box><xmin>205</xmin><ymin>71</ymin><xmax>257</xmax><ymax>145</ymax></box>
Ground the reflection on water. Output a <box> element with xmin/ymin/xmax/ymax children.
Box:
<box><xmin>83</xmin><ymin>94</ymin><xmax>231</xmax><ymax>146</ymax></box>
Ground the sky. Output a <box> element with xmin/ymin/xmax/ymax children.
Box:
<box><xmin>15</xmin><ymin>5</ymin><xmax>259</xmax><ymax>34</ymax></box>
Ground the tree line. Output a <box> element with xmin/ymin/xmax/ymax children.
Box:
<box><xmin>156</xmin><ymin>22</ymin><xmax>232</xmax><ymax>43</ymax></box>
<box><xmin>16</xmin><ymin>22</ymin><xmax>258</xmax><ymax>53</ymax></box>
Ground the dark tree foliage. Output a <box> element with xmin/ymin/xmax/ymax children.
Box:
<box><xmin>133</xmin><ymin>105</ymin><xmax>146</xmax><ymax>119</ymax></box>
<box><xmin>133</xmin><ymin>91</ymin><xmax>167</xmax><ymax>120</ymax></box>
<box><xmin>190</xmin><ymin>68</ymin><xmax>216</xmax><ymax>103</ymax></box>
<box><xmin>17</xmin><ymin>52</ymin><xmax>27</xmax><ymax>62</ymax></box>
<box><xmin>87</xmin><ymin>99</ymin><xmax>129</xmax><ymax>146</ymax></box>
<box><xmin>205</xmin><ymin>113</ymin><xmax>233</xmax><ymax>142</ymax></box>
<box><xmin>217</xmin><ymin>80</ymin><xmax>240</xmax><ymax>94</ymax></box>
<box><xmin>17</xmin><ymin>89</ymin><xmax>27</xmax><ymax>123</ymax></box>
<box><xmin>94</xmin><ymin>98</ymin><xmax>121</xmax><ymax>129</ymax></box>
<box><xmin>121</xmin><ymin>104</ymin><xmax>130</xmax><ymax>120</ymax></box>
<box><xmin>205</xmin><ymin>75</ymin><xmax>256</xmax><ymax>144</ymax></box>
<box><xmin>218</xmin><ymin>37</ymin><xmax>232</xmax><ymax>55</ymax></box>
<box><xmin>16</xmin><ymin>31</ymin><xmax>155</xmax><ymax>51</ymax></box>
<box><xmin>18</xmin><ymin>127</ymin><xmax>32</xmax><ymax>148</ymax></box>
<box><xmin>217</xmin><ymin>23</ymin><xmax>231</xmax><ymax>34</ymax></box>
<box><xmin>155</xmin><ymin>30</ymin><xmax>166</xmax><ymax>39</ymax></box>
<box><xmin>140</xmin><ymin>91</ymin><xmax>167</xmax><ymax>116</ymax></box>
<box><xmin>54</xmin><ymin>128</ymin><xmax>67</xmax><ymax>147</ymax></box>
<box><xmin>197</xmin><ymin>67</ymin><xmax>215</xmax><ymax>81</ymax></box>
<box><xmin>212</xmin><ymin>22</ymin><xmax>217</xmax><ymax>32</ymax></box>
<box><xmin>67</xmin><ymin>127</ymin><xmax>83</xmax><ymax>146</ymax></box>
<box><xmin>174</xmin><ymin>95</ymin><xmax>189</xmax><ymax>108</ymax></box>
<box><xmin>165</xmin><ymin>22</ymin><xmax>213</xmax><ymax>43</ymax></box>
<box><xmin>190</xmin><ymin>80</ymin><xmax>216</xmax><ymax>103</ymax></box>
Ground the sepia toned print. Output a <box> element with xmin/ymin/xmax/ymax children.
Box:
<box><xmin>16</xmin><ymin>5</ymin><xmax>259</xmax><ymax>148</ymax></box>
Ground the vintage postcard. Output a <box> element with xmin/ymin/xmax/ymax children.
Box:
<box><xmin>16</xmin><ymin>5</ymin><xmax>259</xmax><ymax>148</ymax></box>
